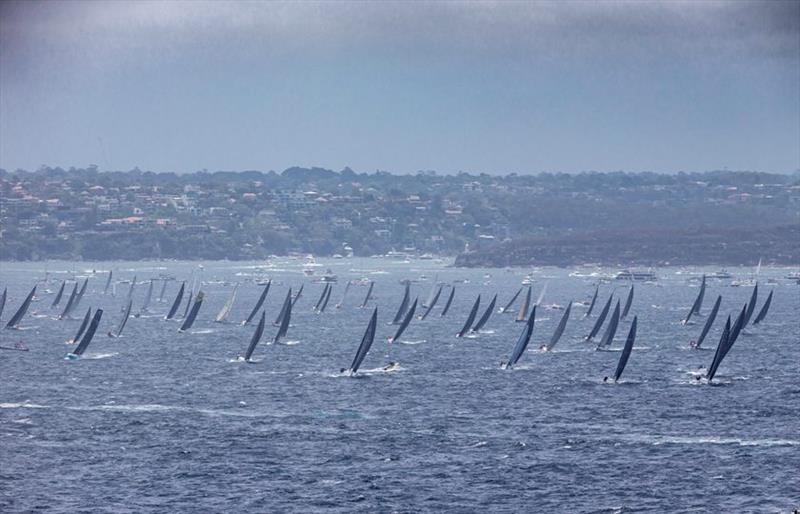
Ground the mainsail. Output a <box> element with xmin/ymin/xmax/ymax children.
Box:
<box><xmin>165</xmin><ymin>282</ymin><xmax>185</xmax><ymax>320</ymax></box>
<box><xmin>752</xmin><ymin>290</ymin><xmax>773</xmax><ymax>325</ymax></box>
<box><xmin>244</xmin><ymin>281</ymin><xmax>271</xmax><ymax>325</ymax></box>
<box><xmin>318</xmin><ymin>284</ymin><xmax>333</xmax><ymax>313</ymax></box>
<box><xmin>215</xmin><ymin>283</ymin><xmax>239</xmax><ymax>323</ymax></box>
<box><xmin>71</xmin><ymin>309</ymin><xmax>103</xmax><ymax>357</ymax></box>
<box><xmin>360</xmin><ymin>281</ymin><xmax>374</xmax><ymax>308</ymax></box>
<box><xmin>243</xmin><ymin>311</ymin><xmax>266</xmax><ymax>361</ymax></box>
<box><xmin>535</xmin><ymin>284</ymin><xmax>547</xmax><ymax>306</ymax></box>
<box><xmin>392</xmin><ymin>282</ymin><xmax>411</xmax><ymax>324</ymax></box>
<box><xmin>344</xmin><ymin>307</ymin><xmax>378</xmax><ymax>375</ymax></box>
<box><xmin>179</xmin><ymin>291</ymin><xmax>204</xmax><ymax>332</ymax></box>
<box><xmin>742</xmin><ymin>283</ymin><xmax>758</xmax><ymax>327</ymax></box>
<box><xmin>140</xmin><ymin>279</ymin><xmax>154</xmax><ymax>313</ymax></box>
<box><xmin>422</xmin><ymin>276</ymin><xmax>438</xmax><ymax>308</ymax></box>
<box><xmin>158</xmin><ymin>279</ymin><xmax>168</xmax><ymax>303</ymax></box>
<box><xmin>0</xmin><ymin>287</ymin><xmax>6</xmax><ymax>321</ymax></box>
<box><xmin>390</xmin><ymin>298</ymin><xmax>417</xmax><ymax>342</ymax></box>
<box><xmin>505</xmin><ymin>305</ymin><xmax>536</xmax><ymax>368</ymax></box>
<box><xmin>706</xmin><ymin>316</ymin><xmax>731</xmax><ymax>382</ymax></box>
<box><xmin>126</xmin><ymin>276</ymin><xmax>137</xmax><ymax>306</ymax></box>
<box><xmin>621</xmin><ymin>284</ymin><xmax>634</xmax><ymax>319</ymax></box>
<box><xmin>313</xmin><ymin>283</ymin><xmax>330</xmax><ymax>312</ymax></box>
<box><xmin>584</xmin><ymin>285</ymin><xmax>600</xmax><ymax>318</ymax></box>
<box><xmin>471</xmin><ymin>294</ymin><xmax>497</xmax><ymax>332</ymax></box>
<box><xmin>335</xmin><ymin>281</ymin><xmax>352</xmax><ymax>309</ymax></box>
<box><xmin>273</xmin><ymin>289</ymin><xmax>293</xmax><ymax>344</ymax></box>
<box><xmin>585</xmin><ymin>294</ymin><xmax>613</xmax><ymax>341</ymax></box>
<box><xmin>70</xmin><ymin>278</ymin><xmax>89</xmax><ymax>315</ymax></box>
<box><xmin>109</xmin><ymin>299</ymin><xmax>133</xmax><ymax>337</ymax></box>
<box><xmin>419</xmin><ymin>285</ymin><xmax>443</xmax><ymax>320</ymax></box>
<box><xmin>292</xmin><ymin>284</ymin><xmax>304</xmax><ymax>307</ymax></box>
<box><xmin>544</xmin><ymin>301</ymin><xmax>572</xmax><ymax>351</ymax></box>
<box><xmin>274</xmin><ymin>288</ymin><xmax>293</xmax><ymax>326</ymax></box>
<box><xmin>611</xmin><ymin>316</ymin><xmax>637</xmax><ymax>382</ymax></box>
<box><xmin>516</xmin><ymin>286</ymin><xmax>532</xmax><ymax>322</ymax></box>
<box><xmin>5</xmin><ymin>286</ymin><xmax>36</xmax><ymax>329</ymax></box>
<box><xmin>440</xmin><ymin>286</ymin><xmax>455</xmax><ymax>316</ymax></box>
<box><xmin>684</xmin><ymin>275</ymin><xmax>706</xmax><ymax>324</ymax></box>
<box><xmin>68</xmin><ymin>308</ymin><xmax>93</xmax><ymax>344</ymax></box>
<box><xmin>693</xmin><ymin>295</ymin><xmax>721</xmax><ymax>349</ymax></box>
<box><xmin>499</xmin><ymin>287</ymin><xmax>522</xmax><ymax>314</ymax></box>
<box><xmin>596</xmin><ymin>300</ymin><xmax>621</xmax><ymax>350</ymax></box>
<box><xmin>58</xmin><ymin>283</ymin><xmax>79</xmax><ymax>320</ymax></box>
<box><xmin>457</xmin><ymin>295</ymin><xmax>481</xmax><ymax>338</ymax></box>
<box><xmin>51</xmin><ymin>281</ymin><xmax>66</xmax><ymax>308</ymax></box>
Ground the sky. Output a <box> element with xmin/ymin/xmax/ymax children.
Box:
<box><xmin>1</xmin><ymin>0</ymin><xmax>798</xmax><ymax>174</ymax></box>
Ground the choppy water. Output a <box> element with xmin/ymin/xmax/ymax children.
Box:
<box><xmin>1</xmin><ymin>259</ymin><xmax>798</xmax><ymax>513</ymax></box>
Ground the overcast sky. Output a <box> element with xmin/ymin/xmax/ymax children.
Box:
<box><xmin>1</xmin><ymin>0</ymin><xmax>798</xmax><ymax>174</ymax></box>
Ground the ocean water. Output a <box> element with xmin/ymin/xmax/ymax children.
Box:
<box><xmin>1</xmin><ymin>259</ymin><xmax>798</xmax><ymax>513</ymax></box>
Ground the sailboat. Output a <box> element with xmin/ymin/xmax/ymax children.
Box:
<box><xmin>313</xmin><ymin>283</ymin><xmax>329</xmax><ymax>312</ymax></box>
<box><xmin>137</xmin><ymin>279</ymin><xmax>154</xmax><ymax>315</ymax></box>
<box><xmin>317</xmin><ymin>284</ymin><xmax>333</xmax><ymax>313</ymax></box>
<box><xmin>67</xmin><ymin>308</ymin><xmax>92</xmax><ymax>344</ymax></box>
<box><xmin>607</xmin><ymin>316</ymin><xmax>637</xmax><ymax>383</ymax></box>
<box><xmin>391</xmin><ymin>282</ymin><xmax>411</xmax><ymax>324</ymax></box>
<box><xmin>244</xmin><ymin>281</ymin><xmax>271</xmax><ymax>325</ymax></box>
<box><xmin>499</xmin><ymin>287</ymin><xmax>522</xmax><ymax>314</ymax></box>
<box><xmin>542</xmin><ymin>302</ymin><xmax>572</xmax><ymax>351</ymax></box>
<box><xmin>621</xmin><ymin>284</ymin><xmax>634</xmax><ymax>319</ymax></box>
<box><xmin>457</xmin><ymin>295</ymin><xmax>481</xmax><ymax>338</ymax></box>
<box><xmin>103</xmin><ymin>270</ymin><xmax>113</xmax><ymax>295</ymax></box>
<box><xmin>741</xmin><ymin>283</ymin><xmax>758</xmax><ymax>327</ymax></box>
<box><xmin>440</xmin><ymin>286</ymin><xmax>455</xmax><ymax>316</ymax></box>
<box><xmin>360</xmin><ymin>281</ymin><xmax>374</xmax><ymax>308</ymax></box>
<box><xmin>683</xmin><ymin>275</ymin><xmax>706</xmax><ymax>324</ymax></box>
<box><xmin>179</xmin><ymin>291</ymin><xmax>204</xmax><ymax>332</ymax></box>
<box><xmin>690</xmin><ymin>295</ymin><xmax>721</xmax><ymax>349</ymax></box>
<box><xmin>503</xmin><ymin>305</ymin><xmax>536</xmax><ymax>369</ymax></box>
<box><xmin>108</xmin><ymin>299</ymin><xmax>133</xmax><ymax>338</ymax></box>
<box><xmin>292</xmin><ymin>284</ymin><xmax>304</xmax><ymax>307</ymax></box>
<box><xmin>242</xmin><ymin>312</ymin><xmax>266</xmax><ymax>362</ymax></box>
<box><xmin>595</xmin><ymin>301</ymin><xmax>621</xmax><ymax>350</ymax></box>
<box><xmin>58</xmin><ymin>283</ymin><xmax>78</xmax><ymax>320</ymax></box>
<box><xmin>215</xmin><ymin>283</ymin><xmax>239</xmax><ymax>323</ymax></box>
<box><xmin>165</xmin><ymin>282</ymin><xmax>185</xmax><ymax>320</ymax></box>
<box><xmin>273</xmin><ymin>289</ymin><xmax>293</xmax><ymax>344</ymax></box>
<box><xmin>341</xmin><ymin>308</ymin><xmax>378</xmax><ymax>376</ymax></box>
<box><xmin>752</xmin><ymin>290</ymin><xmax>773</xmax><ymax>325</ymax></box>
<box><xmin>389</xmin><ymin>298</ymin><xmax>417</xmax><ymax>343</ymax></box>
<box><xmin>335</xmin><ymin>281</ymin><xmax>352</xmax><ymax>309</ymax></box>
<box><xmin>65</xmin><ymin>309</ymin><xmax>104</xmax><ymax>359</ymax></box>
<box><xmin>51</xmin><ymin>281</ymin><xmax>66</xmax><ymax>308</ymax></box>
<box><xmin>418</xmin><ymin>285</ymin><xmax>443</xmax><ymax>320</ymax></box>
<box><xmin>515</xmin><ymin>286</ymin><xmax>532</xmax><ymax>322</ymax></box>
<box><xmin>471</xmin><ymin>294</ymin><xmax>497</xmax><ymax>332</ymax></box>
<box><xmin>585</xmin><ymin>294</ymin><xmax>613</xmax><ymax>341</ymax></box>
<box><xmin>273</xmin><ymin>288</ymin><xmax>293</xmax><ymax>326</ymax></box>
<box><xmin>583</xmin><ymin>285</ymin><xmax>599</xmax><ymax>319</ymax></box>
<box><xmin>5</xmin><ymin>286</ymin><xmax>36</xmax><ymax>329</ymax></box>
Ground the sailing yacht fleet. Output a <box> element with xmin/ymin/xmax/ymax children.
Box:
<box><xmin>0</xmin><ymin>266</ymin><xmax>781</xmax><ymax>384</ymax></box>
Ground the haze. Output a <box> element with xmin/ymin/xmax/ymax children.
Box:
<box><xmin>1</xmin><ymin>0</ymin><xmax>798</xmax><ymax>174</ymax></box>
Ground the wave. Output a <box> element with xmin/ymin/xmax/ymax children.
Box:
<box><xmin>615</xmin><ymin>433</ymin><xmax>800</xmax><ymax>448</ymax></box>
